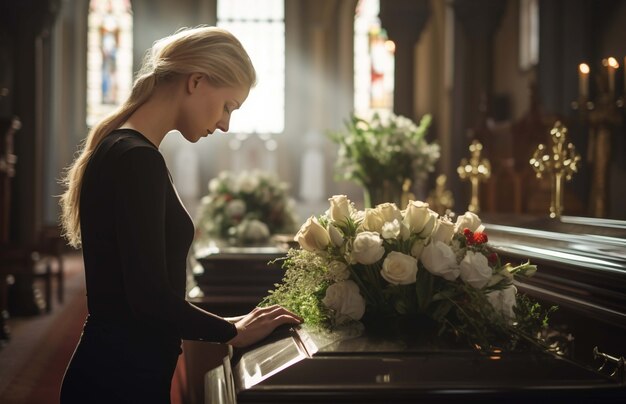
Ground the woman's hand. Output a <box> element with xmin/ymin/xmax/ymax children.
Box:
<box><xmin>226</xmin><ymin>305</ymin><xmax>303</xmax><ymax>348</ymax></box>
<box><xmin>223</xmin><ymin>315</ymin><xmax>246</xmax><ymax>323</ymax></box>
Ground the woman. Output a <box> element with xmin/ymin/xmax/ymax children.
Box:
<box><xmin>59</xmin><ymin>26</ymin><xmax>302</xmax><ymax>403</ymax></box>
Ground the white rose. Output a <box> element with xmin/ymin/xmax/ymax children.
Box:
<box><xmin>200</xmin><ymin>195</ymin><xmax>213</xmax><ymax>206</ymax></box>
<box><xmin>459</xmin><ymin>251</ymin><xmax>492</xmax><ymax>289</ymax></box>
<box><xmin>420</xmin><ymin>241</ymin><xmax>460</xmax><ymax>281</ymax></box>
<box><xmin>328</xmin><ymin>195</ymin><xmax>351</xmax><ymax>224</ymax></box>
<box><xmin>351</xmin><ymin>231</ymin><xmax>385</xmax><ymax>265</ymax></box>
<box><xmin>417</xmin><ymin>210</ymin><xmax>438</xmax><ymax>238</ymax></box>
<box><xmin>403</xmin><ymin>201</ymin><xmax>434</xmax><ymax>235</ymax></box>
<box><xmin>410</xmin><ymin>239</ymin><xmax>425</xmax><ymax>260</ymax></box>
<box><xmin>351</xmin><ymin>209</ymin><xmax>366</xmax><ymax>224</ymax></box>
<box><xmin>238</xmin><ymin>172</ymin><xmax>259</xmax><ymax>193</ymax></box>
<box><xmin>208</xmin><ymin>178</ymin><xmax>221</xmax><ymax>193</ymax></box>
<box><xmin>430</xmin><ymin>217</ymin><xmax>455</xmax><ymax>244</ymax></box>
<box><xmin>322</xmin><ymin>280</ymin><xmax>366</xmax><ymax>321</ymax></box>
<box><xmin>216</xmin><ymin>171</ymin><xmax>236</xmax><ymax>191</ymax></box>
<box><xmin>381</xmin><ymin>219</ymin><xmax>401</xmax><ymax>239</ymax></box>
<box><xmin>294</xmin><ymin>216</ymin><xmax>330</xmax><ymax>251</ymax></box>
<box><xmin>225</xmin><ymin>199</ymin><xmax>246</xmax><ymax>218</ymax></box>
<box><xmin>400</xmin><ymin>221</ymin><xmax>411</xmax><ymax>240</ymax></box>
<box><xmin>240</xmin><ymin>219</ymin><xmax>270</xmax><ymax>242</ymax></box>
<box><xmin>328</xmin><ymin>260</ymin><xmax>350</xmax><ymax>281</ymax></box>
<box><xmin>328</xmin><ymin>224</ymin><xmax>344</xmax><ymax>247</ymax></box>
<box><xmin>376</xmin><ymin>203</ymin><xmax>403</xmax><ymax>224</ymax></box>
<box><xmin>455</xmin><ymin>211</ymin><xmax>485</xmax><ymax>233</ymax></box>
<box><xmin>380</xmin><ymin>251</ymin><xmax>418</xmax><ymax>285</ymax></box>
<box><xmin>487</xmin><ymin>285</ymin><xmax>517</xmax><ymax>321</ymax></box>
<box><xmin>361</xmin><ymin>208</ymin><xmax>385</xmax><ymax>233</ymax></box>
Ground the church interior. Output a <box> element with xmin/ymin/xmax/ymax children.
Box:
<box><xmin>1</xmin><ymin>0</ymin><xmax>626</xmax><ymax>403</ymax></box>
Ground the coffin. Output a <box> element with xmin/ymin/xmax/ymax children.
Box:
<box><xmin>191</xmin><ymin>239</ymin><xmax>288</xmax><ymax>317</ymax></box>
<box><xmin>481</xmin><ymin>214</ymin><xmax>626</xmax><ymax>370</ymax></box>
<box><xmin>195</xmin><ymin>217</ymin><xmax>626</xmax><ymax>403</ymax></box>
<box><xmin>205</xmin><ymin>324</ymin><xmax>625</xmax><ymax>403</ymax></box>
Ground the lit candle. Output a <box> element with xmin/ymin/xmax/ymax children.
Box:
<box><xmin>623</xmin><ymin>56</ymin><xmax>626</xmax><ymax>95</ymax></box>
<box><xmin>579</xmin><ymin>63</ymin><xmax>589</xmax><ymax>99</ymax></box>
<box><xmin>607</xmin><ymin>57</ymin><xmax>619</xmax><ymax>96</ymax></box>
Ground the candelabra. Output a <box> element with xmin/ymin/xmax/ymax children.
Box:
<box><xmin>572</xmin><ymin>57</ymin><xmax>625</xmax><ymax>218</ymax></box>
<box><xmin>457</xmin><ymin>140</ymin><xmax>490</xmax><ymax>213</ymax></box>
<box><xmin>529</xmin><ymin>122</ymin><xmax>581</xmax><ymax>219</ymax></box>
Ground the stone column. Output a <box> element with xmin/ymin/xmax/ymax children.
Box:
<box><xmin>379</xmin><ymin>0</ymin><xmax>431</xmax><ymax>120</ymax></box>
<box><xmin>452</xmin><ymin>0</ymin><xmax>507</xmax><ymax>130</ymax></box>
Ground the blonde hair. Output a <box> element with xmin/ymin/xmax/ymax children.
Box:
<box><xmin>60</xmin><ymin>26</ymin><xmax>256</xmax><ymax>248</ymax></box>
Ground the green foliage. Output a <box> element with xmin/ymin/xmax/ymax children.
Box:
<box><xmin>260</xmin><ymin>249</ymin><xmax>332</xmax><ymax>329</ymax></box>
<box><xmin>513</xmin><ymin>294</ymin><xmax>558</xmax><ymax>342</ymax></box>
<box><xmin>436</xmin><ymin>285</ymin><xmax>558</xmax><ymax>352</ymax></box>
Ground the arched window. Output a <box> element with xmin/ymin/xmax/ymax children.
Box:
<box><xmin>354</xmin><ymin>0</ymin><xmax>395</xmax><ymax>117</ymax></box>
<box><xmin>519</xmin><ymin>0</ymin><xmax>539</xmax><ymax>70</ymax></box>
<box><xmin>86</xmin><ymin>0</ymin><xmax>133</xmax><ymax>127</ymax></box>
<box><xmin>217</xmin><ymin>0</ymin><xmax>285</xmax><ymax>134</ymax></box>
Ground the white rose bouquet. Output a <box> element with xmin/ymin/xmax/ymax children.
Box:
<box><xmin>329</xmin><ymin>112</ymin><xmax>440</xmax><ymax>207</ymax></box>
<box><xmin>263</xmin><ymin>195</ymin><xmax>556</xmax><ymax>351</ymax></box>
<box><xmin>195</xmin><ymin>170</ymin><xmax>299</xmax><ymax>244</ymax></box>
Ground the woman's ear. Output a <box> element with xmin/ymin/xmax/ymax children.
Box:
<box><xmin>186</xmin><ymin>73</ymin><xmax>204</xmax><ymax>94</ymax></box>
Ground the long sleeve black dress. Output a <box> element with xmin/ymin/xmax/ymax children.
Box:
<box><xmin>60</xmin><ymin>129</ymin><xmax>236</xmax><ymax>403</ymax></box>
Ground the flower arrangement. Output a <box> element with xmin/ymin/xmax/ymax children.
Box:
<box><xmin>263</xmin><ymin>195</ymin><xmax>556</xmax><ymax>351</ymax></box>
<box><xmin>195</xmin><ymin>170</ymin><xmax>299</xmax><ymax>244</ymax></box>
<box><xmin>329</xmin><ymin>112</ymin><xmax>440</xmax><ymax>206</ymax></box>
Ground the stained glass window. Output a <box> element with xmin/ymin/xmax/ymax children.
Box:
<box><xmin>354</xmin><ymin>0</ymin><xmax>395</xmax><ymax>117</ymax></box>
<box><xmin>87</xmin><ymin>0</ymin><xmax>133</xmax><ymax>127</ymax></box>
<box><xmin>519</xmin><ymin>0</ymin><xmax>539</xmax><ymax>70</ymax></box>
<box><xmin>217</xmin><ymin>0</ymin><xmax>285</xmax><ymax>134</ymax></box>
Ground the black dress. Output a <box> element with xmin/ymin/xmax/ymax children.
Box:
<box><xmin>60</xmin><ymin>129</ymin><xmax>236</xmax><ymax>403</ymax></box>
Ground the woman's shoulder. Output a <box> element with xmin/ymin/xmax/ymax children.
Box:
<box><xmin>104</xmin><ymin>128</ymin><xmax>158</xmax><ymax>151</ymax></box>
<box><xmin>98</xmin><ymin>129</ymin><xmax>166</xmax><ymax>173</ymax></box>
<box><xmin>101</xmin><ymin>129</ymin><xmax>161</xmax><ymax>157</ymax></box>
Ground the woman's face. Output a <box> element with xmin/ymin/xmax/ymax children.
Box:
<box><xmin>178</xmin><ymin>74</ymin><xmax>249</xmax><ymax>142</ymax></box>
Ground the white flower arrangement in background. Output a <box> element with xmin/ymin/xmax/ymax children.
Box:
<box><xmin>329</xmin><ymin>112</ymin><xmax>440</xmax><ymax>195</ymax></box>
<box><xmin>195</xmin><ymin>170</ymin><xmax>299</xmax><ymax>244</ymax></box>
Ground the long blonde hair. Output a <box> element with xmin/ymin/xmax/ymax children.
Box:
<box><xmin>60</xmin><ymin>26</ymin><xmax>256</xmax><ymax>248</ymax></box>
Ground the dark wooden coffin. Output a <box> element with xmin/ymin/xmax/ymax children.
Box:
<box><xmin>482</xmin><ymin>214</ymin><xmax>626</xmax><ymax>371</ymax></box>
<box><xmin>191</xmin><ymin>240</ymin><xmax>288</xmax><ymax>317</ymax></box>
<box><xmin>205</xmin><ymin>324</ymin><xmax>625</xmax><ymax>403</ymax></box>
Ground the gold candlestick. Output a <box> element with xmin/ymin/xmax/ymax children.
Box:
<box><xmin>457</xmin><ymin>140</ymin><xmax>491</xmax><ymax>213</ymax></box>
<box><xmin>529</xmin><ymin>122</ymin><xmax>581</xmax><ymax>219</ymax></box>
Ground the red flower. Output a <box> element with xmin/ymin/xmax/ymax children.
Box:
<box><xmin>472</xmin><ymin>232</ymin><xmax>488</xmax><ymax>244</ymax></box>
<box><xmin>488</xmin><ymin>252</ymin><xmax>498</xmax><ymax>265</ymax></box>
